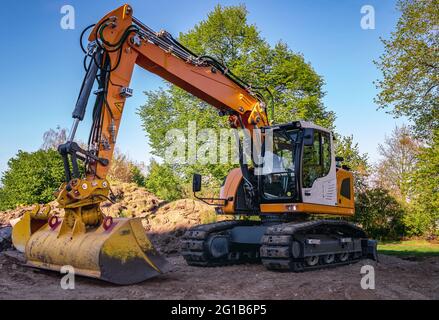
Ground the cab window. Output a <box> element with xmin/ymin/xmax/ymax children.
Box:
<box><xmin>302</xmin><ymin>131</ymin><xmax>332</xmax><ymax>188</ymax></box>
<box><xmin>322</xmin><ymin>132</ymin><xmax>331</xmax><ymax>176</ymax></box>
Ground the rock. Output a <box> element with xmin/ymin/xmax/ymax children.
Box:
<box><xmin>0</xmin><ymin>227</ymin><xmax>12</xmax><ymax>252</ymax></box>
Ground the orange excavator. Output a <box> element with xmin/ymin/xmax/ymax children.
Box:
<box><xmin>11</xmin><ymin>4</ymin><xmax>377</xmax><ymax>284</ymax></box>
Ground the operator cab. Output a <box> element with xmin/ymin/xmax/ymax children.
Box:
<box><xmin>193</xmin><ymin>121</ymin><xmax>354</xmax><ymax>216</ymax></box>
<box><xmin>259</xmin><ymin>121</ymin><xmax>337</xmax><ymax>207</ymax></box>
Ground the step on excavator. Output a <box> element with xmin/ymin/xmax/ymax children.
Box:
<box><xmin>11</xmin><ymin>4</ymin><xmax>377</xmax><ymax>284</ymax></box>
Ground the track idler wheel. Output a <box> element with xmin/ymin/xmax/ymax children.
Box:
<box><xmin>207</xmin><ymin>235</ymin><xmax>230</xmax><ymax>258</ymax></box>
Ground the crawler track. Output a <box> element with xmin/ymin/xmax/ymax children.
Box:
<box><xmin>182</xmin><ymin>220</ymin><xmax>261</xmax><ymax>267</ymax></box>
<box><xmin>260</xmin><ymin>220</ymin><xmax>367</xmax><ymax>271</ymax></box>
<box><xmin>183</xmin><ymin>219</ymin><xmax>373</xmax><ymax>272</ymax></box>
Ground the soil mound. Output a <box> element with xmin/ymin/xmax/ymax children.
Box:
<box><xmin>0</xmin><ymin>182</ymin><xmax>219</xmax><ymax>254</ymax></box>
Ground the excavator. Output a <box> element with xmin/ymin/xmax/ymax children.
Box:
<box><xmin>11</xmin><ymin>4</ymin><xmax>377</xmax><ymax>285</ymax></box>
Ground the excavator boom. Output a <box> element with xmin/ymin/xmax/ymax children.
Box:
<box><xmin>11</xmin><ymin>4</ymin><xmax>270</xmax><ymax>284</ymax></box>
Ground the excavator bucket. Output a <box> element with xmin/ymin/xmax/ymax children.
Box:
<box><xmin>12</xmin><ymin>208</ymin><xmax>171</xmax><ymax>285</ymax></box>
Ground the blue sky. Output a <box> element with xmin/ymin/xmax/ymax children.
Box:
<box><xmin>0</xmin><ymin>0</ymin><xmax>404</xmax><ymax>174</ymax></box>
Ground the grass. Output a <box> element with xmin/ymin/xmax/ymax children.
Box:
<box><xmin>378</xmin><ymin>239</ymin><xmax>439</xmax><ymax>257</ymax></box>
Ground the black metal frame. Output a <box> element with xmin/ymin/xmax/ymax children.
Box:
<box><xmin>192</xmin><ymin>173</ymin><xmax>232</xmax><ymax>206</ymax></box>
<box><xmin>258</xmin><ymin>125</ymin><xmax>303</xmax><ymax>204</ymax></box>
<box><xmin>193</xmin><ymin>192</ymin><xmax>232</xmax><ymax>207</ymax></box>
<box><xmin>58</xmin><ymin>49</ymin><xmax>113</xmax><ymax>184</ymax></box>
<box><xmin>58</xmin><ymin>141</ymin><xmax>109</xmax><ymax>183</ymax></box>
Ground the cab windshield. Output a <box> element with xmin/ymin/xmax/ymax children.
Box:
<box><xmin>261</xmin><ymin>129</ymin><xmax>298</xmax><ymax>200</ymax></box>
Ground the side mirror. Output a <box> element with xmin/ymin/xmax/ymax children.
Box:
<box><xmin>335</xmin><ymin>156</ymin><xmax>344</xmax><ymax>162</ymax></box>
<box><xmin>303</xmin><ymin>128</ymin><xmax>314</xmax><ymax>146</ymax></box>
<box><xmin>192</xmin><ymin>173</ymin><xmax>202</xmax><ymax>193</ymax></box>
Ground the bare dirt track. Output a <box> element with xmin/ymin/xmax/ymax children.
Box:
<box><xmin>1</xmin><ymin>252</ymin><xmax>438</xmax><ymax>300</ymax></box>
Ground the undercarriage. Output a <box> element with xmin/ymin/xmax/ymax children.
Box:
<box><xmin>182</xmin><ymin>217</ymin><xmax>378</xmax><ymax>271</ymax></box>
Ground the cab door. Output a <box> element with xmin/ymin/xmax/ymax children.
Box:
<box><xmin>301</xmin><ymin>129</ymin><xmax>337</xmax><ymax>206</ymax></box>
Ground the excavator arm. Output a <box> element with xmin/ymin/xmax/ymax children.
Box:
<box><xmin>11</xmin><ymin>4</ymin><xmax>269</xmax><ymax>285</ymax></box>
<box><xmin>63</xmin><ymin>4</ymin><xmax>269</xmax><ymax>181</ymax></box>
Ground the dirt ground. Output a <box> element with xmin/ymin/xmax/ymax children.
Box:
<box><xmin>0</xmin><ymin>251</ymin><xmax>438</xmax><ymax>300</ymax></box>
<box><xmin>1</xmin><ymin>183</ymin><xmax>438</xmax><ymax>300</ymax></box>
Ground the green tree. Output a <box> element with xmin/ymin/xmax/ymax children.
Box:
<box><xmin>334</xmin><ymin>135</ymin><xmax>411</xmax><ymax>240</ymax></box>
<box><xmin>374</xmin><ymin>125</ymin><xmax>420</xmax><ymax>202</ymax></box>
<box><xmin>375</xmin><ymin>0</ymin><xmax>438</xmax><ymax>139</ymax></box>
<box><xmin>375</xmin><ymin>0</ymin><xmax>439</xmax><ymax>238</ymax></box>
<box><xmin>138</xmin><ymin>5</ymin><xmax>334</xmax><ymax>184</ymax></box>
<box><xmin>130</xmin><ymin>165</ymin><xmax>146</xmax><ymax>188</ymax></box>
<box><xmin>406</xmin><ymin>129</ymin><xmax>439</xmax><ymax>236</ymax></box>
<box><xmin>355</xmin><ymin>187</ymin><xmax>405</xmax><ymax>240</ymax></box>
<box><xmin>335</xmin><ymin>134</ymin><xmax>370</xmax><ymax>193</ymax></box>
<box><xmin>0</xmin><ymin>149</ymin><xmax>66</xmax><ymax>210</ymax></box>
<box><xmin>144</xmin><ymin>160</ymin><xmax>184</xmax><ymax>201</ymax></box>
<box><xmin>372</xmin><ymin>126</ymin><xmax>437</xmax><ymax>237</ymax></box>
